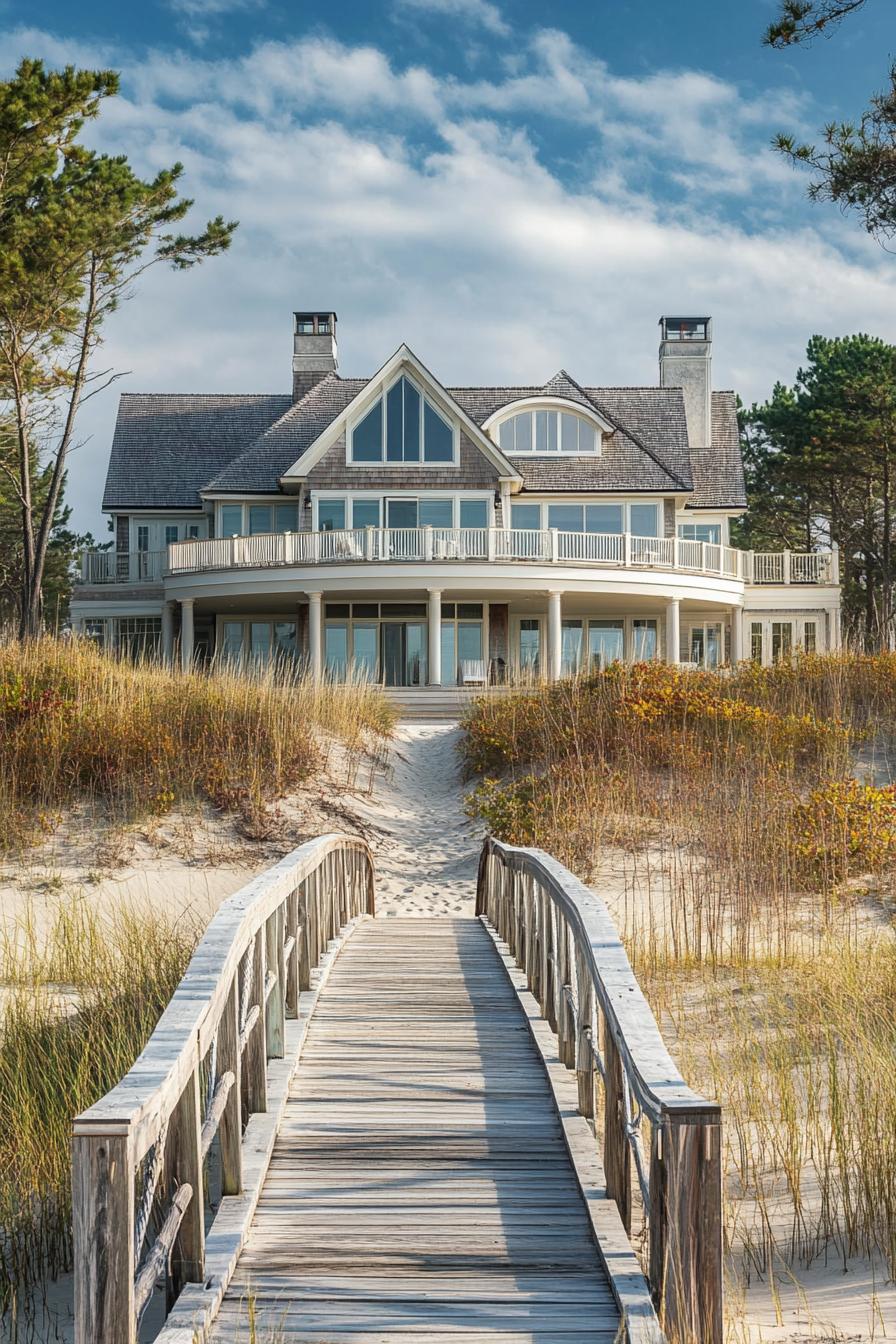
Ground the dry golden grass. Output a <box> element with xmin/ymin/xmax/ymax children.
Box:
<box><xmin>462</xmin><ymin>656</ymin><xmax>896</xmax><ymax>1316</ymax></box>
<box><xmin>0</xmin><ymin>637</ymin><xmax>394</xmax><ymax>852</ymax></box>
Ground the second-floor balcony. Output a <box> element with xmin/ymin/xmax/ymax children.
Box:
<box><xmin>77</xmin><ymin>529</ymin><xmax>839</xmax><ymax>587</ymax></box>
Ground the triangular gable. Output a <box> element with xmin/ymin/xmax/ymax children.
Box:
<box><xmin>280</xmin><ymin>345</ymin><xmax>522</xmax><ymax>484</ymax></box>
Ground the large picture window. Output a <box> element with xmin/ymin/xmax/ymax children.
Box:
<box><xmin>350</xmin><ymin>376</ymin><xmax>455</xmax><ymax>464</ymax></box>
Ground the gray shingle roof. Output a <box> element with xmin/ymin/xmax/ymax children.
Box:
<box><xmin>101</xmin><ymin>372</ymin><xmax>744</xmax><ymax>510</ymax></box>
<box><xmin>205</xmin><ymin>375</ymin><xmax>369</xmax><ymax>492</ymax></box>
<box><xmin>102</xmin><ymin>394</ymin><xmax>292</xmax><ymax>509</ymax></box>
<box><xmin>686</xmin><ymin>393</ymin><xmax>745</xmax><ymax>508</ymax></box>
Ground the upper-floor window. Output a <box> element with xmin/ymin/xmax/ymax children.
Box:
<box><xmin>496</xmin><ymin>408</ymin><xmax>598</xmax><ymax>455</ymax></box>
<box><xmin>350</xmin><ymin>376</ymin><xmax>455</xmax><ymax>465</ymax></box>
<box><xmin>678</xmin><ymin>522</ymin><xmax>721</xmax><ymax>545</ymax></box>
<box><xmin>511</xmin><ymin>499</ymin><xmax>658</xmax><ymax>536</ymax></box>
<box><xmin>219</xmin><ymin>502</ymin><xmax>299</xmax><ymax>537</ymax></box>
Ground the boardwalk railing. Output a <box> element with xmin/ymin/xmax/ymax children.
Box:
<box><xmin>477</xmin><ymin>837</ymin><xmax>723</xmax><ymax>1344</ymax></box>
<box><xmin>71</xmin><ymin>834</ymin><xmax>374</xmax><ymax>1344</ymax></box>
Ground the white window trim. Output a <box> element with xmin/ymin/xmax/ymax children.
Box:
<box><xmin>346</xmin><ymin>372</ymin><xmax>460</xmax><ymax>468</ymax></box>
<box><xmin>483</xmin><ymin>397</ymin><xmax>610</xmax><ymax>458</ymax></box>
<box><xmin>129</xmin><ymin>516</ymin><xmax>209</xmax><ymax>549</ymax></box>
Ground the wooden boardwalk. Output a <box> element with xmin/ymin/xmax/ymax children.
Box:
<box><xmin>210</xmin><ymin>917</ymin><xmax>621</xmax><ymax>1343</ymax></box>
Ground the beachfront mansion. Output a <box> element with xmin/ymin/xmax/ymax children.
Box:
<box><xmin>71</xmin><ymin>312</ymin><xmax>842</xmax><ymax>685</ymax></box>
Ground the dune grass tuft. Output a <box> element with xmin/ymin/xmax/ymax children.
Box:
<box><xmin>0</xmin><ymin>637</ymin><xmax>394</xmax><ymax>851</ymax></box>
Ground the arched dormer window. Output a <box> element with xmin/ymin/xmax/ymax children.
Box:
<box><xmin>485</xmin><ymin>398</ymin><xmax>606</xmax><ymax>456</ymax></box>
<box><xmin>350</xmin><ymin>374</ymin><xmax>455</xmax><ymax>464</ymax></box>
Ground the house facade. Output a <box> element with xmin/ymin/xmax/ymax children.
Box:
<box><xmin>72</xmin><ymin>312</ymin><xmax>841</xmax><ymax>683</ymax></box>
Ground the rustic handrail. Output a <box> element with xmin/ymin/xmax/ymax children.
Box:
<box><xmin>476</xmin><ymin>837</ymin><xmax>722</xmax><ymax>1344</ymax></box>
<box><xmin>72</xmin><ymin>833</ymin><xmax>374</xmax><ymax>1344</ymax></box>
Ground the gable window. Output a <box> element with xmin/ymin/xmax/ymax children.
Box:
<box><xmin>350</xmin><ymin>376</ymin><xmax>455</xmax><ymax>464</ymax></box>
<box><xmin>497</xmin><ymin>409</ymin><xmax>598</xmax><ymax>455</ymax></box>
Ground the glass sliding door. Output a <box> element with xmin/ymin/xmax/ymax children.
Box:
<box><xmin>405</xmin><ymin>623</ymin><xmax>427</xmax><ymax>685</ymax></box>
<box><xmin>441</xmin><ymin>622</ymin><xmax>457</xmax><ymax>686</ymax></box>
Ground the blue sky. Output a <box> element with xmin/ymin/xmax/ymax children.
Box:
<box><xmin>6</xmin><ymin>0</ymin><xmax>896</xmax><ymax>533</ymax></box>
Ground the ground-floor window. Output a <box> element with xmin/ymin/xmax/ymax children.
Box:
<box><xmin>83</xmin><ymin>619</ymin><xmax>106</xmax><ymax>648</ymax></box>
<box><xmin>588</xmin><ymin>620</ymin><xmax>624</xmax><ymax>668</ymax></box>
<box><xmin>513</xmin><ymin>615</ymin><xmax>657</xmax><ymax>673</ymax></box>
<box><xmin>631</xmin><ymin>619</ymin><xmax>658</xmax><ymax>661</ymax></box>
<box><xmin>115</xmin><ymin>617</ymin><xmax>162</xmax><ymax>661</ymax></box>
<box><xmin>748</xmin><ymin>616</ymin><xmax>823</xmax><ymax>666</ymax></box>
<box><xmin>220</xmin><ymin>619</ymin><xmax>298</xmax><ymax>667</ymax></box>
<box><xmin>688</xmin><ymin>621</ymin><xmax>724</xmax><ymax>668</ymax></box>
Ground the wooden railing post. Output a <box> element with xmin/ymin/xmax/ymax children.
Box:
<box><xmin>244</xmin><ymin>933</ymin><xmax>268</xmax><ymax>1114</ymax></box>
<box><xmin>218</xmin><ymin>978</ymin><xmax>243</xmax><ymax>1196</ymax></box>
<box><xmin>556</xmin><ymin>918</ymin><xmax>575</xmax><ymax>1069</ymax></box>
<box><xmin>603</xmin><ymin>1023</ymin><xmax>632</xmax><ymax>1233</ymax></box>
<box><xmin>285</xmin><ymin>888</ymin><xmax>300</xmax><ymax>1018</ymax></box>
<box><xmin>298</xmin><ymin>881</ymin><xmax>312</xmax><ymax>992</ymax></box>
<box><xmin>661</xmin><ymin>1114</ymin><xmax>723</xmax><ymax>1344</ymax></box>
<box><xmin>265</xmin><ymin>908</ymin><xmax>286</xmax><ymax>1060</ymax></box>
<box><xmin>73</xmin><ymin>1132</ymin><xmax>135</xmax><ymax>1344</ymax></box>
<box><xmin>574</xmin><ymin>948</ymin><xmax>594</xmax><ymax>1121</ymax></box>
<box><xmin>165</xmin><ymin>1072</ymin><xmax>204</xmax><ymax>1306</ymax></box>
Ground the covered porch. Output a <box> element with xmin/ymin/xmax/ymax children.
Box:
<box><xmin>166</xmin><ymin>587</ymin><xmax>749</xmax><ymax>683</ymax></box>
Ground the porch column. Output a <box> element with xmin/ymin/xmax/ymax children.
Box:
<box><xmin>730</xmin><ymin>606</ymin><xmax>744</xmax><ymax>664</ymax></box>
<box><xmin>665</xmin><ymin>597</ymin><xmax>680</xmax><ymax>665</ymax></box>
<box><xmin>161</xmin><ymin>601</ymin><xmax>175</xmax><ymax>667</ymax></box>
<box><xmin>427</xmin><ymin>589</ymin><xmax>442</xmax><ymax>686</ymax></box>
<box><xmin>308</xmin><ymin>591</ymin><xmax>323</xmax><ymax>682</ymax></box>
<box><xmin>180</xmin><ymin>598</ymin><xmax>195</xmax><ymax>672</ymax></box>
<box><xmin>829</xmin><ymin>606</ymin><xmax>842</xmax><ymax>652</ymax></box>
<box><xmin>547</xmin><ymin>590</ymin><xmax>562</xmax><ymax>682</ymax></box>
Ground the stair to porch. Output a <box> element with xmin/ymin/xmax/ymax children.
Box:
<box><xmin>380</xmin><ymin>686</ymin><xmax>505</xmax><ymax>720</ymax></box>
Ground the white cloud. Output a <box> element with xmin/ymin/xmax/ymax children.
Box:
<box><xmin>394</xmin><ymin>0</ymin><xmax>509</xmax><ymax>37</ymax></box>
<box><xmin>2</xmin><ymin>24</ymin><xmax>895</xmax><ymax>537</ymax></box>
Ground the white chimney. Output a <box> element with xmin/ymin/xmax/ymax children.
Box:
<box><xmin>658</xmin><ymin>316</ymin><xmax>712</xmax><ymax>449</ymax></box>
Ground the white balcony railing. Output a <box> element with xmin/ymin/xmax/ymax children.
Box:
<box><xmin>76</xmin><ymin>532</ymin><xmax>838</xmax><ymax>586</ymax></box>
<box><xmin>80</xmin><ymin>550</ymin><xmax>166</xmax><ymax>584</ymax></box>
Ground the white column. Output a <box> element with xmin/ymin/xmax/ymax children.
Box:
<box><xmin>161</xmin><ymin>601</ymin><xmax>175</xmax><ymax>667</ymax></box>
<box><xmin>180</xmin><ymin>598</ymin><xmax>195</xmax><ymax>672</ymax></box>
<box><xmin>665</xmin><ymin>597</ymin><xmax>680</xmax><ymax>665</ymax></box>
<box><xmin>730</xmin><ymin>606</ymin><xmax>744</xmax><ymax>664</ymax></box>
<box><xmin>829</xmin><ymin>606</ymin><xmax>842</xmax><ymax>652</ymax></box>
<box><xmin>547</xmin><ymin>590</ymin><xmax>562</xmax><ymax>682</ymax></box>
<box><xmin>308</xmin><ymin>591</ymin><xmax>323</xmax><ymax>682</ymax></box>
<box><xmin>428</xmin><ymin>588</ymin><xmax>442</xmax><ymax>686</ymax></box>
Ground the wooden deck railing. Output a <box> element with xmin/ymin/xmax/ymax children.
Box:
<box><xmin>476</xmin><ymin>837</ymin><xmax>723</xmax><ymax>1344</ymax></box>
<box><xmin>71</xmin><ymin>834</ymin><xmax>374</xmax><ymax>1344</ymax></box>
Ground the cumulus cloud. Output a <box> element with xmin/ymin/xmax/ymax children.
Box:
<box><xmin>1</xmin><ymin>23</ymin><xmax>894</xmax><ymax>534</ymax></box>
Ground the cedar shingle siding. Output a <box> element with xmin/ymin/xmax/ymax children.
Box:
<box><xmin>305</xmin><ymin>428</ymin><xmax>500</xmax><ymax>491</ymax></box>
<box><xmin>100</xmin><ymin>366</ymin><xmax>746</xmax><ymax>513</ymax></box>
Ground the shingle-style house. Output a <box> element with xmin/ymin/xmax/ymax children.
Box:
<box><xmin>72</xmin><ymin>312</ymin><xmax>841</xmax><ymax>683</ymax></box>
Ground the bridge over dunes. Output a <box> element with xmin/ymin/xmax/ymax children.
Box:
<box><xmin>72</xmin><ymin>835</ymin><xmax>722</xmax><ymax>1344</ymax></box>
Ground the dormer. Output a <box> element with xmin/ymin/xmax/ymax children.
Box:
<box><xmin>482</xmin><ymin>397</ymin><xmax>613</xmax><ymax>456</ymax></box>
